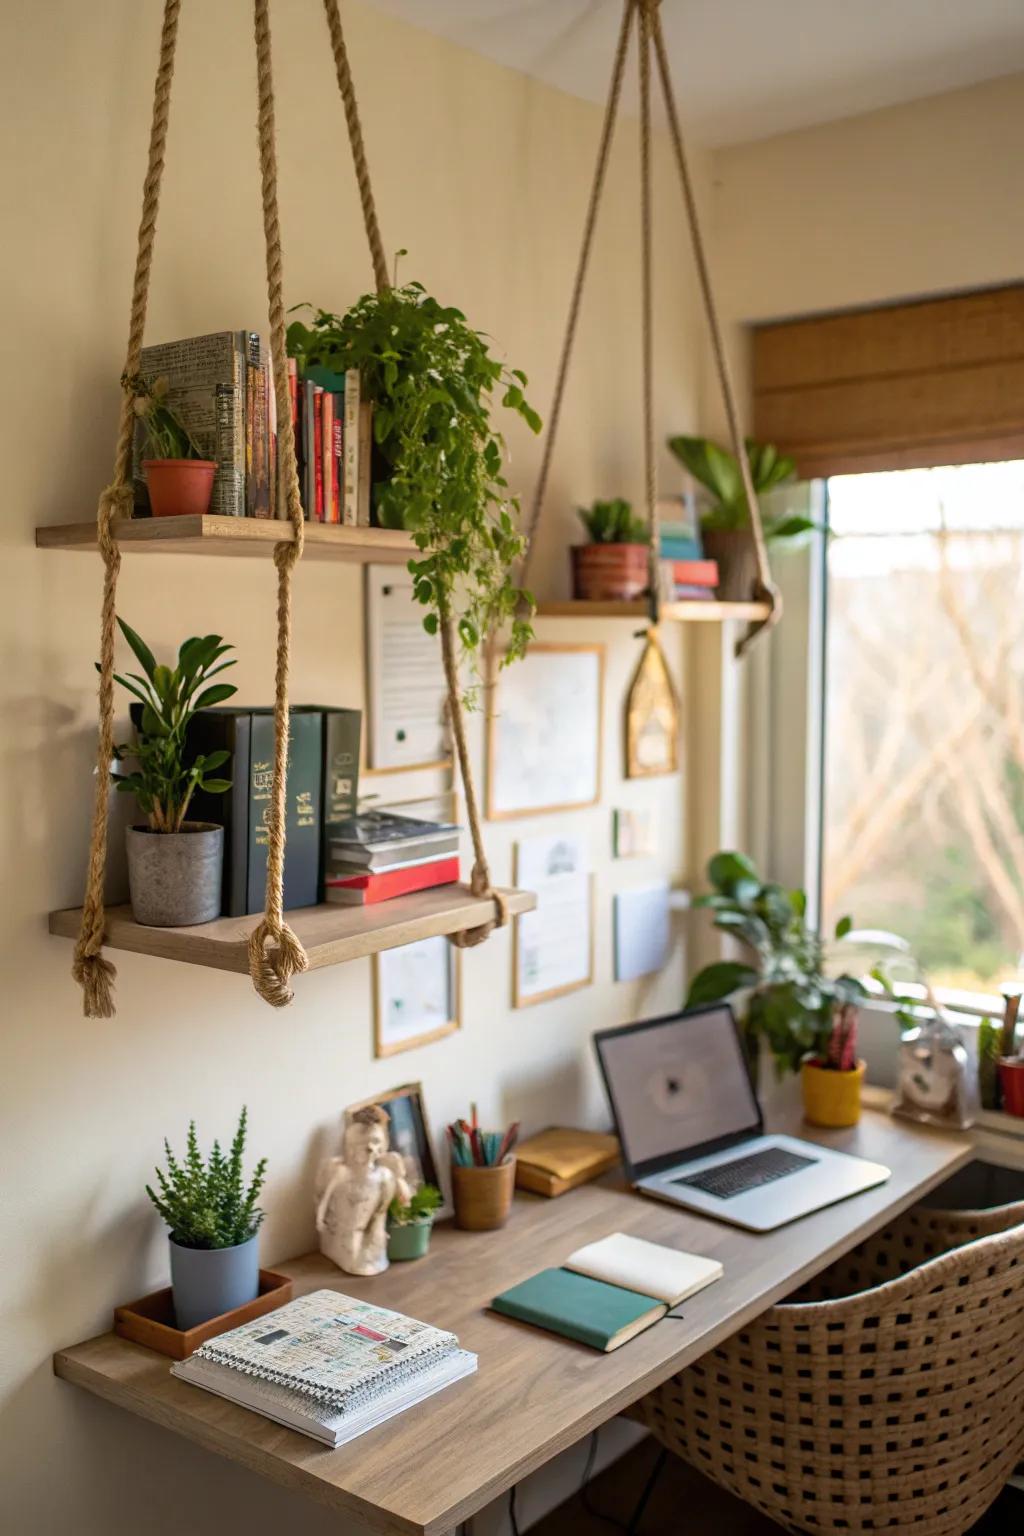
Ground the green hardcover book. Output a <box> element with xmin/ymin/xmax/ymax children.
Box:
<box><xmin>247</xmin><ymin>710</ymin><xmax>322</xmax><ymax>914</ymax></box>
<box><xmin>491</xmin><ymin>1268</ymin><xmax>666</xmax><ymax>1352</ymax></box>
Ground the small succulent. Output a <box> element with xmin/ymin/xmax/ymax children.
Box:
<box><xmin>388</xmin><ymin>1184</ymin><xmax>443</xmax><ymax>1226</ymax></box>
<box><xmin>578</xmin><ymin>498</ymin><xmax>650</xmax><ymax>545</ymax></box>
<box><xmin>146</xmin><ymin>1107</ymin><xmax>267</xmax><ymax>1250</ymax></box>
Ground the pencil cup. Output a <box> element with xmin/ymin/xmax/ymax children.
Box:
<box><xmin>452</xmin><ymin>1157</ymin><xmax>517</xmax><ymax>1231</ymax></box>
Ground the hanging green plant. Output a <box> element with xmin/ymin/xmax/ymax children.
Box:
<box><xmin>287</xmin><ymin>279</ymin><xmax>542</xmax><ymax>678</ymax></box>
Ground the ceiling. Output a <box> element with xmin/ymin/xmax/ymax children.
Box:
<box><xmin>364</xmin><ymin>0</ymin><xmax>1024</xmax><ymax>145</ymax></box>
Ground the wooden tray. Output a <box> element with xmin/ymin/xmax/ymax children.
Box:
<box><xmin>114</xmin><ymin>1268</ymin><xmax>292</xmax><ymax>1360</ymax></box>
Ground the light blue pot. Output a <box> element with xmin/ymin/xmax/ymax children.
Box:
<box><xmin>169</xmin><ymin>1234</ymin><xmax>259</xmax><ymax>1330</ymax></box>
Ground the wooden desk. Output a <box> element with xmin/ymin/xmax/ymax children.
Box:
<box><xmin>54</xmin><ymin>1110</ymin><xmax>969</xmax><ymax>1536</ymax></box>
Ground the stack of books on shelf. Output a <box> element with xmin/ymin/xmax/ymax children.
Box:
<box><xmin>325</xmin><ymin>811</ymin><xmax>461</xmax><ymax>906</ymax></box>
<box><xmin>657</xmin><ymin>516</ymin><xmax>718</xmax><ymax>602</ymax></box>
<box><xmin>132</xmin><ymin>331</ymin><xmax>373</xmax><ymax>524</ymax></box>
<box><xmin>172</xmin><ymin>1289</ymin><xmax>477</xmax><ymax>1447</ymax></box>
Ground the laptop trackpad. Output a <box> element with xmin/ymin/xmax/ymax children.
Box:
<box><xmin>672</xmin><ymin>1145</ymin><xmax>818</xmax><ymax>1200</ymax></box>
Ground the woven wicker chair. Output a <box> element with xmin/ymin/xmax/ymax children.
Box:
<box><xmin>633</xmin><ymin>1200</ymin><xmax>1024</xmax><ymax>1535</ymax></box>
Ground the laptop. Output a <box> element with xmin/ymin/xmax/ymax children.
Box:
<box><xmin>594</xmin><ymin>1003</ymin><xmax>890</xmax><ymax>1232</ymax></box>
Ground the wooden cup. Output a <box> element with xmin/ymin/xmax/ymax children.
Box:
<box><xmin>451</xmin><ymin>1157</ymin><xmax>517</xmax><ymax>1231</ymax></box>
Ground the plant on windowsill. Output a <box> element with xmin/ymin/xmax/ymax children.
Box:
<box><xmin>286</xmin><ymin>276</ymin><xmax>542</xmax><ymax>694</ymax></box>
<box><xmin>667</xmin><ymin>435</ymin><xmax>811</xmax><ymax>602</ymax></box>
<box><xmin>571</xmin><ymin>498</ymin><xmax>650</xmax><ymax>602</ymax></box>
<box><xmin>124</xmin><ymin>372</ymin><xmax>217</xmax><ymax>518</ymax></box>
<box><xmin>107</xmin><ymin>617</ymin><xmax>236</xmax><ymax>926</ymax></box>
<box><xmin>386</xmin><ymin>1183</ymin><xmax>443</xmax><ymax>1262</ymax></box>
<box><xmin>146</xmin><ymin>1107</ymin><xmax>267</xmax><ymax>1330</ymax></box>
<box><xmin>684</xmin><ymin>851</ymin><xmax>869</xmax><ymax>1127</ymax></box>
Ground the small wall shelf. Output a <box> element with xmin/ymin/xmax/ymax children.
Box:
<box><xmin>35</xmin><ymin>514</ymin><xmax>415</xmax><ymax>565</ymax></box>
<box><xmin>49</xmin><ymin>885</ymin><xmax>534</xmax><ymax>977</ymax></box>
<box><xmin>534</xmin><ymin>599</ymin><xmax>771</xmax><ymax>622</ymax></box>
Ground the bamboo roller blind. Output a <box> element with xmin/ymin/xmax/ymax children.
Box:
<box><xmin>751</xmin><ymin>284</ymin><xmax>1024</xmax><ymax>478</ymax></box>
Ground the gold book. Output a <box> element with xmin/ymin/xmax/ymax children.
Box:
<box><xmin>514</xmin><ymin>1128</ymin><xmax>620</xmax><ymax>1198</ymax></box>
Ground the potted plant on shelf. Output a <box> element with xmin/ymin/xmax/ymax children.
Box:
<box><xmin>109</xmin><ymin>617</ymin><xmax>236</xmax><ymax>926</ymax></box>
<box><xmin>386</xmin><ymin>1183</ymin><xmax>443</xmax><ymax>1262</ymax></box>
<box><xmin>571</xmin><ymin>498</ymin><xmax>650</xmax><ymax>601</ymax></box>
<box><xmin>286</xmin><ymin>279</ymin><xmax>542</xmax><ymax>687</ymax></box>
<box><xmin>667</xmin><ymin>435</ymin><xmax>812</xmax><ymax>601</ymax></box>
<box><xmin>124</xmin><ymin>372</ymin><xmax>217</xmax><ymax>518</ymax></box>
<box><xmin>685</xmin><ymin>851</ymin><xmax>869</xmax><ymax>1127</ymax></box>
<box><xmin>146</xmin><ymin>1107</ymin><xmax>267</xmax><ymax>1330</ymax></box>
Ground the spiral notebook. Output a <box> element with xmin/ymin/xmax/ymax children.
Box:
<box><xmin>171</xmin><ymin>1289</ymin><xmax>476</xmax><ymax>1446</ymax></box>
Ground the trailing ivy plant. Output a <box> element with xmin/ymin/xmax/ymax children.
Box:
<box><xmin>286</xmin><ymin>278</ymin><xmax>542</xmax><ymax>677</ymax></box>
<box><xmin>146</xmin><ymin>1107</ymin><xmax>267</xmax><ymax>1250</ymax></box>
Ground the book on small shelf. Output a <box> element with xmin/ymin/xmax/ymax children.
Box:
<box><xmin>325</xmin><ymin>810</ymin><xmax>462</xmax><ymax>906</ymax></box>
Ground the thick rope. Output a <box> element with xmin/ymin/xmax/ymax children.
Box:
<box><xmin>247</xmin><ymin>0</ymin><xmax>308</xmax><ymax>1007</ymax></box>
<box><xmin>73</xmin><ymin>0</ymin><xmax>182</xmax><ymax>1019</ymax></box>
<box><xmin>440</xmin><ymin>615</ymin><xmax>508</xmax><ymax>948</ymax></box>
<box><xmin>322</xmin><ymin>0</ymin><xmax>389</xmax><ymax>296</ymax></box>
<box><xmin>648</xmin><ymin>2</ymin><xmax>780</xmax><ymax>653</ymax></box>
<box><xmin>520</xmin><ymin>0</ymin><xmax>635</xmax><ymax>589</ymax></box>
<box><xmin>637</xmin><ymin>0</ymin><xmax>660</xmax><ymax>626</ymax></box>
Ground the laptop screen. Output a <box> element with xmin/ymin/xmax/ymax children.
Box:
<box><xmin>595</xmin><ymin>1006</ymin><xmax>761</xmax><ymax>1176</ymax></box>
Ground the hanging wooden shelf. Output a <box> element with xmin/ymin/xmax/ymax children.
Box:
<box><xmin>35</xmin><ymin>514</ymin><xmax>416</xmax><ymax>565</ymax></box>
<box><xmin>49</xmin><ymin>885</ymin><xmax>534</xmax><ymax>977</ymax></box>
<box><xmin>535</xmin><ymin>598</ymin><xmax>771</xmax><ymax>622</ymax></box>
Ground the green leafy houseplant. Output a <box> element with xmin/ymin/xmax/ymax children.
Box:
<box><xmin>685</xmin><ymin>851</ymin><xmax>868</xmax><ymax>1077</ymax></box>
<box><xmin>388</xmin><ymin>1184</ymin><xmax>443</xmax><ymax>1226</ymax></box>
<box><xmin>667</xmin><ymin>435</ymin><xmax>814</xmax><ymax>539</ymax></box>
<box><xmin>146</xmin><ymin>1107</ymin><xmax>267</xmax><ymax>1250</ymax></box>
<box><xmin>577</xmin><ymin>498</ymin><xmax>649</xmax><ymax>545</ymax></box>
<box><xmin>110</xmin><ymin>617</ymin><xmax>236</xmax><ymax>833</ymax></box>
<box><xmin>124</xmin><ymin>372</ymin><xmax>204</xmax><ymax>461</ymax></box>
<box><xmin>287</xmin><ymin>280</ymin><xmax>542</xmax><ymax>674</ymax></box>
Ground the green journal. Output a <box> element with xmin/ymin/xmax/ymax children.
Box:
<box><xmin>491</xmin><ymin>1267</ymin><xmax>666</xmax><ymax>1352</ymax></box>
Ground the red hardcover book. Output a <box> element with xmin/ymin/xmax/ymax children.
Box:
<box><xmin>324</xmin><ymin>856</ymin><xmax>460</xmax><ymax>906</ymax></box>
<box><xmin>671</xmin><ymin>559</ymin><xmax>718</xmax><ymax>587</ymax></box>
<box><xmin>321</xmin><ymin>392</ymin><xmax>335</xmax><ymax>524</ymax></box>
<box><xmin>313</xmin><ymin>387</ymin><xmax>324</xmax><ymax>522</ymax></box>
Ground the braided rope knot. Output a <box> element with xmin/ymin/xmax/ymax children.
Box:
<box><xmin>449</xmin><ymin>865</ymin><xmax>510</xmax><ymax>950</ymax></box>
<box><xmin>97</xmin><ymin>483</ymin><xmax>133</xmax><ymax>561</ymax></box>
<box><xmin>248</xmin><ymin>919</ymin><xmax>310</xmax><ymax>1007</ymax></box>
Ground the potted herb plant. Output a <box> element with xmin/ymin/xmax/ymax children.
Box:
<box><xmin>386</xmin><ymin>1183</ymin><xmax>443</xmax><ymax>1262</ymax></box>
<box><xmin>286</xmin><ymin>279</ymin><xmax>542</xmax><ymax>684</ymax></box>
<box><xmin>109</xmin><ymin>617</ymin><xmax>236</xmax><ymax>926</ymax></box>
<box><xmin>685</xmin><ymin>851</ymin><xmax>869</xmax><ymax>1127</ymax></box>
<box><xmin>571</xmin><ymin>498</ymin><xmax>650</xmax><ymax>601</ymax></box>
<box><xmin>146</xmin><ymin>1108</ymin><xmax>267</xmax><ymax>1330</ymax></box>
<box><xmin>667</xmin><ymin>435</ymin><xmax>812</xmax><ymax>601</ymax></box>
<box><xmin>124</xmin><ymin>372</ymin><xmax>217</xmax><ymax>518</ymax></box>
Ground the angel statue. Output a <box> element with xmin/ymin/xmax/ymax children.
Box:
<box><xmin>315</xmin><ymin>1104</ymin><xmax>412</xmax><ymax>1276</ymax></box>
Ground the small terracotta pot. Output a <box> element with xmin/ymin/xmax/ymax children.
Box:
<box><xmin>571</xmin><ymin>543</ymin><xmax>649</xmax><ymax>602</ymax></box>
<box><xmin>998</xmin><ymin>1058</ymin><xmax>1024</xmax><ymax>1118</ymax></box>
<box><xmin>801</xmin><ymin>1058</ymin><xmax>865</xmax><ymax>1128</ymax></box>
<box><xmin>451</xmin><ymin>1158</ymin><xmax>516</xmax><ymax>1231</ymax></box>
<box><xmin>701</xmin><ymin>528</ymin><xmax>759</xmax><ymax>603</ymax></box>
<box><xmin>144</xmin><ymin>458</ymin><xmax>217</xmax><ymax>518</ymax></box>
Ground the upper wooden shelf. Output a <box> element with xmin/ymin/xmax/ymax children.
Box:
<box><xmin>49</xmin><ymin>885</ymin><xmax>534</xmax><ymax>977</ymax></box>
<box><xmin>535</xmin><ymin>598</ymin><xmax>770</xmax><ymax>622</ymax></box>
<box><xmin>35</xmin><ymin>514</ymin><xmax>416</xmax><ymax>565</ymax></box>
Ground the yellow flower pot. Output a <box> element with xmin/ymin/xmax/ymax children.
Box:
<box><xmin>801</xmin><ymin>1059</ymin><xmax>865</xmax><ymax>1128</ymax></box>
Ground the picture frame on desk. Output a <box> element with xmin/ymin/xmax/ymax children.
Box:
<box><xmin>346</xmin><ymin>1081</ymin><xmax>441</xmax><ymax>1193</ymax></box>
<box><xmin>373</xmin><ymin>938</ymin><xmax>461</xmax><ymax>1058</ymax></box>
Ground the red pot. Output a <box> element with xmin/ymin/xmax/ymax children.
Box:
<box><xmin>571</xmin><ymin>543</ymin><xmax>649</xmax><ymax>602</ymax></box>
<box><xmin>998</xmin><ymin>1058</ymin><xmax>1024</xmax><ymax>1117</ymax></box>
<box><xmin>144</xmin><ymin>459</ymin><xmax>217</xmax><ymax>518</ymax></box>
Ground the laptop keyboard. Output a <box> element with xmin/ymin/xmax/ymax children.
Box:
<box><xmin>673</xmin><ymin>1146</ymin><xmax>817</xmax><ymax>1200</ymax></box>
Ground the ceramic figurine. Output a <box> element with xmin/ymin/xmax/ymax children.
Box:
<box><xmin>893</xmin><ymin>1014</ymin><xmax>978</xmax><ymax>1130</ymax></box>
<box><xmin>315</xmin><ymin>1105</ymin><xmax>412</xmax><ymax>1276</ymax></box>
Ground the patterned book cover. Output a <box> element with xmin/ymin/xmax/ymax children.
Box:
<box><xmin>135</xmin><ymin>331</ymin><xmax>246</xmax><ymax>517</ymax></box>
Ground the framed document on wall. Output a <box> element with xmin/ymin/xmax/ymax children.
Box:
<box><xmin>513</xmin><ymin>834</ymin><xmax>594</xmax><ymax>1007</ymax></box>
<box><xmin>373</xmin><ymin>937</ymin><xmax>460</xmax><ymax>1058</ymax></box>
<box><xmin>365</xmin><ymin>565</ymin><xmax>450</xmax><ymax>770</ymax></box>
<box><xmin>486</xmin><ymin>644</ymin><xmax>603</xmax><ymax>819</ymax></box>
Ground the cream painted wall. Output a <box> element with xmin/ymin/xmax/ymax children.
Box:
<box><xmin>0</xmin><ymin>3</ymin><xmax>708</xmax><ymax>1532</ymax></box>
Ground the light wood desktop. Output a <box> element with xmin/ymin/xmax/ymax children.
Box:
<box><xmin>53</xmin><ymin>1109</ymin><xmax>970</xmax><ymax>1536</ymax></box>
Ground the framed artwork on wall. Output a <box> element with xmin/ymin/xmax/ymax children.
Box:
<box><xmin>512</xmin><ymin>833</ymin><xmax>594</xmax><ymax>1007</ymax></box>
<box><xmin>486</xmin><ymin>643</ymin><xmax>604</xmax><ymax>818</ymax></box>
<box><xmin>365</xmin><ymin>564</ymin><xmax>451</xmax><ymax>770</ymax></box>
<box><xmin>625</xmin><ymin>630</ymin><xmax>679</xmax><ymax>778</ymax></box>
<box><xmin>373</xmin><ymin>937</ymin><xmax>460</xmax><ymax>1058</ymax></box>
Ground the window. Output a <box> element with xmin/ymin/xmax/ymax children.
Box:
<box><xmin>820</xmin><ymin>460</ymin><xmax>1024</xmax><ymax>994</ymax></box>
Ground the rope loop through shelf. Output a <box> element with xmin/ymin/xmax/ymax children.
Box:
<box><xmin>521</xmin><ymin>0</ymin><xmax>781</xmax><ymax>655</ymax></box>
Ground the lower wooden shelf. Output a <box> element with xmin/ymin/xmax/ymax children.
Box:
<box><xmin>35</xmin><ymin>513</ymin><xmax>416</xmax><ymax>564</ymax></box>
<box><xmin>534</xmin><ymin>598</ymin><xmax>770</xmax><ymax>622</ymax></box>
<box><xmin>48</xmin><ymin>885</ymin><xmax>534</xmax><ymax>976</ymax></box>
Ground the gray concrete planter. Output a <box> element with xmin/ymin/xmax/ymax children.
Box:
<box><xmin>126</xmin><ymin>822</ymin><xmax>224</xmax><ymax>927</ymax></box>
<box><xmin>170</xmin><ymin>1234</ymin><xmax>260</xmax><ymax>1330</ymax></box>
